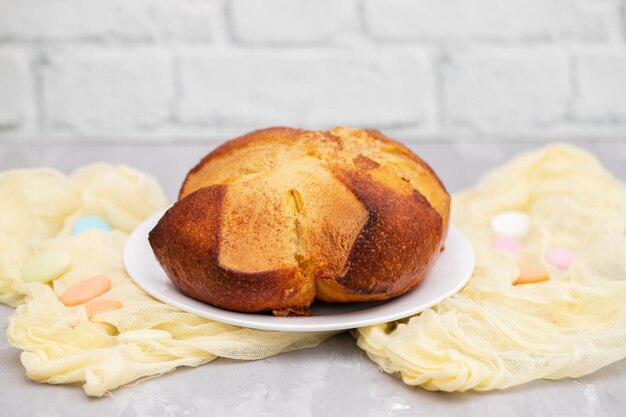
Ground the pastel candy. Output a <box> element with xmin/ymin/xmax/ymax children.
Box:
<box><xmin>84</xmin><ymin>298</ymin><xmax>122</xmax><ymax>319</ymax></box>
<box><xmin>514</xmin><ymin>268</ymin><xmax>550</xmax><ymax>285</ymax></box>
<box><xmin>546</xmin><ymin>248</ymin><xmax>576</xmax><ymax>269</ymax></box>
<box><xmin>492</xmin><ymin>236</ymin><xmax>521</xmax><ymax>255</ymax></box>
<box><xmin>117</xmin><ymin>329</ymin><xmax>173</xmax><ymax>343</ymax></box>
<box><xmin>61</xmin><ymin>275</ymin><xmax>112</xmax><ymax>306</ymax></box>
<box><xmin>22</xmin><ymin>251</ymin><xmax>72</xmax><ymax>283</ymax></box>
<box><xmin>491</xmin><ymin>211</ymin><xmax>530</xmax><ymax>237</ymax></box>
<box><xmin>72</xmin><ymin>216</ymin><xmax>112</xmax><ymax>236</ymax></box>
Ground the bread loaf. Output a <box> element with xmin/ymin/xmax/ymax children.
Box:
<box><xmin>149</xmin><ymin>127</ymin><xmax>450</xmax><ymax>316</ymax></box>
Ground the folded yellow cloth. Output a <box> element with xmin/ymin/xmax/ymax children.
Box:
<box><xmin>1</xmin><ymin>163</ymin><xmax>332</xmax><ymax>396</ymax></box>
<box><xmin>1</xmin><ymin>145</ymin><xmax>625</xmax><ymax>396</ymax></box>
<box><xmin>357</xmin><ymin>144</ymin><xmax>626</xmax><ymax>391</ymax></box>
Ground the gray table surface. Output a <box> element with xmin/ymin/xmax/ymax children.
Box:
<box><xmin>1</xmin><ymin>140</ymin><xmax>625</xmax><ymax>417</ymax></box>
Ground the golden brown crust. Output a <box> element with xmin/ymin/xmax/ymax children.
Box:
<box><xmin>180</xmin><ymin>127</ymin><xmax>314</xmax><ymax>200</ymax></box>
<box><xmin>363</xmin><ymin>128</ymin><xmax>448</xmax><ymax>193</ymax></box>
<box><xmin>149</xmin><ymin>186</ymin><xmax>313</xmax><ymax>313</ymax></box>
<box><xmin>315</xmin><ymin>165</ymin><xmax>442</xmax><ymax>302</ymax></box>
<box><xmin>150</xmin><ymin>126</ymin><xmax>451</xmax><ymax>315</ymax></box>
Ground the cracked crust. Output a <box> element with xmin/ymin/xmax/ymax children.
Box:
<box><xmin>149</xmin><ymin>127</ymin><xmax>450</xmax><ymax>315</ymax></box>
<box><xmin>149</xmin><ymin>185</ymin><xmax>314</xmax><ymax>313</ymax></box>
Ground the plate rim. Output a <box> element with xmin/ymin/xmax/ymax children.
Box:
<box><xmin>124</xmin><ymin>208</ymin><xmax>475</xmax><ymax>332</ymax></box>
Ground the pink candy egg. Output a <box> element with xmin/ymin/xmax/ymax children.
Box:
<box><xmin>492</xmin><ymin>236</ymin><xmax>521</xmax><ymax>255</ymax></box>
<box><xmin>546</xmin><ymin>248</ymin><xmax>576</xmax><ymax>269</ymax></box>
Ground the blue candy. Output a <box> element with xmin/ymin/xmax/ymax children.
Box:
<box><xmin>72</xmin><ymin>215</ymin><xmax>112</xmax><ymax>235</ymax></box>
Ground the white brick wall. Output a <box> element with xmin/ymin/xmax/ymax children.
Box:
<box><xmin>0</xmin><ymin>50</ymin><xmax>24</xmax><ymax>128</ymax></box>
<box><xmin>229</xmin><ymin>0</ymin><xmax>358</xmax><ymax>44</ymax></box>
<box><xmin>41</xmin><ymin>47</ymin><xmax>173</xmax><ymax>134</ymax></box>
<box><xmin>177</xmin><ymin>49</ymin><xmax>434</xmax><ymax>129</ymax></box>
<box><xmin>0</xmin><ymin>0</ymin><xmax>157</xmax><ymax>41</ymax></box>
<box><xmin>364</xmin><ymin>0</ymin><xmax>621</xmax><ymax>42</ymax></box>
<box><xmin>442</xmin><ymin>48</ymin><xmax>570</xmax><ymax>132</ymax></box>
<box><xmin>573</xmin><ymin>49</ymin><xmax>626</xmax><ymax>122</ymax></box>
<box><xmin>0</xmin><ymin>0</ymin><xmax>624</xmax><ymax>143</ymax></box>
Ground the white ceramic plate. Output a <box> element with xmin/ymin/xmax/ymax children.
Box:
<box><xmin>124</xmin><ymin>208</ymin><xmax>475</xmax><ymax>332</ymax></box>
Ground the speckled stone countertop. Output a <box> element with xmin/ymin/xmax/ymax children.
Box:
<box><xmin>1</xmin><ymin>140</ymin><xmax>625</xmax><ymax>417</ymax></box>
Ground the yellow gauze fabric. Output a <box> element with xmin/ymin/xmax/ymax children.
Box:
<box><xmin>0</xmin><ymin>163</ymin><xmax>333</xmax><ymax>396</ymax></box>
<box><xmin>356</xmin><ymin>144</ymin><xmax>626</xmax><ymax>391</ymax></box>
<box><xmin>2</xmin><ymin>145</ymin><xmax>625</xmax><ymax>396</ymax></box>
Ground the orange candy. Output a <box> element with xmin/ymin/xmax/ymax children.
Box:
<box><xmin>514</xmin><ymin>268</ymin><xmax>550</xmax><ymax>285</ymax></box>
<box><xmin>61</xmin><ymin>275</ymin><xmax>111</xmax><ymax>306</ymax></box>
<box><xmin>84</xmin><ymin>298</ymin><xmax>122</xmax><ymax>319</ymax></box>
